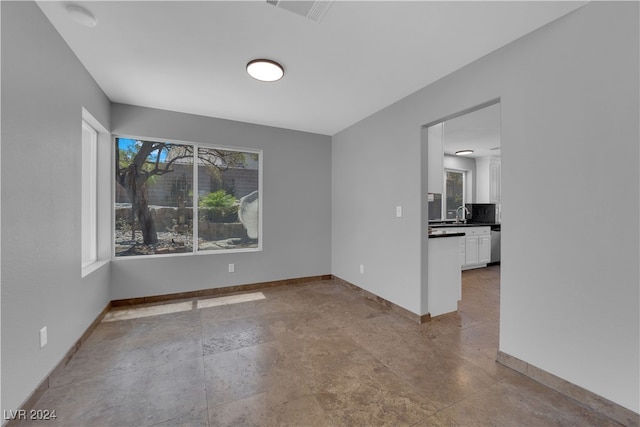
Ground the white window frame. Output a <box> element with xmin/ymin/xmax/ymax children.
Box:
<box><xmin>82</xmin><ymin>108</ymin><xmax>110</xmax><ymax>277</ymax></box>
<box><xmin>81</xmin><ymin>120</ymin><xmax>98</xmax><ymax>270</ymax></box>
<box><xmin>112</xmin><ymin>135</ymin><xmax>263</xmax><ymax>260</ymax></box>
<box><xmin>443</xmin><ymin>168</ymin><xmax>466</xmax><ymax>220</ymax></box>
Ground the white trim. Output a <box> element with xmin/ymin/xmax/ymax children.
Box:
<box><xmin>196</xmin><ymin>247</ymin><xmax>262</xmax><ymax>256</ymax></box>
<box><xmin>192</xmin><ymin>146</ymin><xmax>199</xmax><ymax>253</ymax></box>
<box><xmin>81</xmin><ymin>119</ymin><xmax>98</xmax><ymax>269</ymax></box>
<box><xmin>111</xmin><ymin>133</ymin><xmax>262</xmax><ymax>156</ymax></box>
<box><xmin>81</xmin><ymin>259</ymin><xmax>109</xmax><ymax>278</ymax></box>
<box><xmin>111</xmin><ymin>247</ymin><xmax>262</xmax><ymax>262</ymax></box>
<box><xmin>81</xmin><ymin>108</ymin><xmax>111</xmax><ymax>276</ymax></box>
<box><xmin>111</xmin><ymin>135</ymin><xmax>117</xmax><ymax>260</ymax></box>
<box><xmin>257</xmin><ymin>149</ymin><xmax>264</xmax><ymax>252</ymax></box>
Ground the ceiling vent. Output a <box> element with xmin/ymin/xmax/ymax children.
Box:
<box><xmin>266</xmin><ymin>0</ymin><xmax>334</xmax><ymax>23</ymax></box>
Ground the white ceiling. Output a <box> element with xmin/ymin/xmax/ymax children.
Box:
<box><xmin>443</xmin><ymin>102</ymin><xmax>501</xmax><ymax>159</ymax></box>
<box><xmin>37</xmin><ymin>1</ymin><xmax>587</xmax><ymax>136</ymax></box>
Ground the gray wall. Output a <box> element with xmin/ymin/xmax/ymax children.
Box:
<box><xmin>2</xmin><ymin>0</ymin><xmax>638</xmax><ymax>417</ymax></box>
<box><xmin>1</xmin><ymin>2</ymin><xmax>331</xmax><ymax>412</ymax></box>
<box><xmin>1</xmin><ymin>1</ymin><xmax>112</xmax><ymax>414</ymax></box>
<box><xmin>110</xmin><ymin>104</ymin><xmax>332</xmax><ymax>300</ymax></box>
<box><xmin>332</xmin><ymin>2</ymin><xmax>638</xmax><ymax>413</ymax></box>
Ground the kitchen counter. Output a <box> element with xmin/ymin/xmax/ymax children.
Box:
<box><xmin>429</xmin><ymin>223</ymin><xmax>498</xmax><ymax>269</ymax></box>
<box><xmin>430</xmin><ymin>223</ymin><xmax>501</xmax><ymax>233</ymax></box>
<box><xmin>430</xmin><ymin>222</ymin><xmax>500</xmax><ymax>228</ymax></box>
<box><xmin>428</xmin><ymin>232</ymin><xmax>465</xmax><ymax>238</ymax></box>
<box><xmin>428</xmin><ymin>234</ymin><xmax>461</xmax><ymax>317</ymax></box>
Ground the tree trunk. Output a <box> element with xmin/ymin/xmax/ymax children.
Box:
<box><xmin>128</xmin><ymin>184</ymin><xmax>158</xmax><ymax>245</ymax></box>
<box><xmin>130</xmin><ymin>206</ymin><xmax>135</xmax><ymax>241</ymax></box>
<box><xmin>138</xmin><ymin>206</ymin><xmax>157</xmax><ymax>245</ymax></box>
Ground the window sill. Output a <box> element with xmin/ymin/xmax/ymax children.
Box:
<box><xmin>82</xmin><ymin>260</ymin><xmax>110</xmax><ymax>278</ymax></box>
<box><xmin>111</xmin><ymin>247</ymin><xmax>262</xmax><ymax>261</ymax></box>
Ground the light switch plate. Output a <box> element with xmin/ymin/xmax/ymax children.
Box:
<box><xmin>40</xmin><ymin>326</ymin><xmax>47</xmax><ymax>348</ymax></box>
<box><xmin>396</xmin><ymin>206</ymin><xmax>402</xmax><ymax>217</ymax></box>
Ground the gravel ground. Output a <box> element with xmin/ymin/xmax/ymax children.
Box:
<box><xmin>115</xmin><ymin>230</ymin><xmax>193</xmax><ymax>256</ymax></box>
<box><xmin>115</xmin><ymin>230</ymin><xmax>256</xmax><ymax>256</ymax></box>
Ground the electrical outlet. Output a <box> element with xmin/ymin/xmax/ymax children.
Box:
<box><xmin>40</xmin><ymin>326</ymin><xmax>47</xmax><ymax>348</ymax></box>
<box><xmin>228</xmin><ymin>263</ymin><xmax>235</xmax><ymax>273</ymax></box>
<box><xmin>359</xmin><ymin>264</ymin><xmax>364</xmax><ymax>274</ymax></box>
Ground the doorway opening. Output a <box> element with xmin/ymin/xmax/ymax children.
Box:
<box><xmin>421</xmin><ymin>99</ymin><xmax>502</xmax><ymax>324</ymax></box>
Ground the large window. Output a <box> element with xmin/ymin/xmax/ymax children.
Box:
<box><xmin>114</xmin><ymin>137</ymin><xmax>261</xmax><ymax>257</ymax></box>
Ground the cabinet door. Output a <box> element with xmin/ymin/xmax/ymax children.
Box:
<box><xmin>479</xmin><ymin>235</ymin><xmax>491</xmax><ymax>264</ymax></box>
<box><xmin>490</xmin><ymin>162</ymin><xmax>501</xmax><ymax>203</ymax></box>
<box><xmin>465</xmin><ymin>236</ymin><xmax>479</xmax><ymax>265</ymax></box>
<box><xmin>427</xmin><ymin>123</ymin><xmax>444</xmax><ymax>194</ymax></box>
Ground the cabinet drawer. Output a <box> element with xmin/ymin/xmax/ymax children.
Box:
<box><xmin>466</xmin><ymin>227</ymin><xmax>490</xmax><ymax>236</ymax></box>
<box><xmin>437</xmin><ymin>227</ymin><xmax>462</xmax><ymax>234</ymax></box>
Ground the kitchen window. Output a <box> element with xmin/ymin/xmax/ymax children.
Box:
<box><xmin>444</xmin><ymin>169</ymin><xmax>465</xmax><ymax>220</ymax></box>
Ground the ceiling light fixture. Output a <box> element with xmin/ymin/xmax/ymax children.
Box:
<box><xmin>66</xmin><ymin>4</ymin><xmax>97</xmax><ymax>27</ymax></box>
<box><xmin>455</xmin><ymin>150</ymin><xmax>474</xmax><ymax>156</ymax></box>
<box><xmin>246</xmin><ymin>59</ymin><xmax>284</xmax><ymax>82</ymax></box>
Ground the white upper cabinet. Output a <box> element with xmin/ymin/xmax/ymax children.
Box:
<box><xmin>427</xmin><ymin>122</ymin><xmax>444</xmax><ymax>194</ymax></box>
<box><xmin>476</xmin><ymin>156</ymin><xmax>501</xmax><ymax>203</ymax></box>
<box><xmin>489</xmin><ymin>160</ymin><xmax>501</xmax><ymax>203</ymax></box>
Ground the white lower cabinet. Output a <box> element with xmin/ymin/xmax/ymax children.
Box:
<box><xmin>468</xmin><ymin>235</ymin><xmax>491</xmax><ymax>265</ymax></box>
<box><xmin>478</xmin><ymin>235</ymin><xmax>491</xmax><ymax>264</ymax></box>
<box><xmin>436</xmin><ymin>226</ymin><xmax>491</xmax><ymax>270</ymax></box>
<box><xmin>465</xmin><ymin>236</ymin><xmax>479</xmax><ymax>265</ymax></box>
<box><xmin>458</xmin><ymin>237</ymin><xmax>465</xmax><ymax>271</ymax></box>
<box><xmin>463</xmin><ymin>227</ymin><xmax>491</xmax><ymax>269</ymax></box>
<box><xmin>428</xmin><ymin>236</ymin><xmax>461</xmax><ymax>317</ymax></box>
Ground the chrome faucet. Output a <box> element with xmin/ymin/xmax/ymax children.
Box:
<box><xmin>455</xmin><ymin>205</ymin><xmax>469</xmax><ymax>223</ymax></box>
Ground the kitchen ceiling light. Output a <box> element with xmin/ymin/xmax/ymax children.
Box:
<box><xmin>66</xmin><ymin>4</ymin><xmax>97</xmax><ymax>27</ymax></box>
<box><xmin>246</xmin><ymin>59</ymin><xmax>284</xmax><ymax>82</ymax></box>
<box><xmin>455</xmin><ymin>150</ymin><xmax>474</xmax><ymax>156</ymax></box>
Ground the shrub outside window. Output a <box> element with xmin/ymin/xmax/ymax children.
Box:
<box><xmin>114</xmin><ymin>137</ymin><xmax>261</xmax><ymax>257</ymax></box>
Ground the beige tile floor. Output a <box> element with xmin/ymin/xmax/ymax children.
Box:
<box><xmin>17</xmin><ymin>266</ymin><xmax>621</xmax><ymax>426</ymax></box>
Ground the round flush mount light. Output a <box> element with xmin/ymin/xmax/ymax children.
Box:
<box><xmin>66</xmin><ymin>4</ymin><xmax>97</xmax><ymax>27</ymax></box>
<box><xmin>455</xmin><ymin>150</ymin><xmax>474</xmax><ymax>156</ymax></box>
<box><xmin>246</xmin><ymin>59</ymin><xmax>284</xmax><ymax>82</ymax></box>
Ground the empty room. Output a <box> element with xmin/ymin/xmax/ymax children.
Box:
<box><xmin>2</xmin><ymin>1</ymin><xmax>639</xmax><ymax>426</ymax></box>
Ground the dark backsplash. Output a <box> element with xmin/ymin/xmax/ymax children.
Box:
<box><xmin>428</xmin><ymin>193</ymin><xmax>442</xmax><ymax>221</ymax></box>
<box><xmin>466</xmin><ymin>203</ymin><xmax>497</xmax><ymax>223</ymax></box>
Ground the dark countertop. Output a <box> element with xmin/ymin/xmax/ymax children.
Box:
<box><xmin>428</xmin><ymin>232</ymin><xmax>466</xmax><ymax>239</ymax></box>
<box><xmin>429</xmin><ymin>222</ymin><xmax>500</xmax><ymax>228</ymax></box>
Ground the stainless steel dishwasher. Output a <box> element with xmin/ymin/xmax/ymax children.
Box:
<box><xmin>490</xmin><ymin>226</ymin><xmax>501</xmax><ymax>264</ymax></box>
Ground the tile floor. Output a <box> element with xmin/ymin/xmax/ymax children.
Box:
<box><xmin>17</xmin><ymin>266</ymin><xmax>621</xmax><ymax>426</ymax></box>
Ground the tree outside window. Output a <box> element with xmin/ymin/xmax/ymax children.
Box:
<box><xmin>114</xmin><ymin>138</ymin><xmax>260</xmax><ymax>257</ymax></box>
